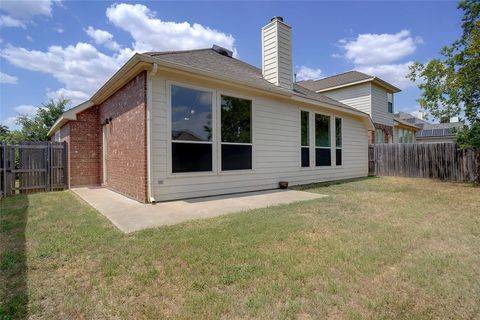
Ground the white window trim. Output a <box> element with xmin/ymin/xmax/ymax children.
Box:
<box><xmin>299</xmin><ymin>108</ymin><xmax>311</xmax><ymax>168</ymax></box>
<box><xmin>217</xmin><ymin>90</ymin><xmax>255</xmax><ymax>174</ymax></box>
<box><xmin>335</xmin><ymin>117</ymin><xmax>343</xmax><ymax>167</ymax></box>
<box><xmin>166</xmin><ymin>81</ymin><xmax>256</xmax><ymax>177</ymax></box>
<box><xmin>167</xmin><ymin>81</ymin><xmax>217</xmax><ymax>177</ymax></box>
<box><xmin>298</xmin><ymin>108</ymin><xmax>338</xmax><ymax>171</ymax></box>
<box><xmin>314</xmin><ymin>112</ymin><xmax>333</xmax><ymax>167</ymax></box>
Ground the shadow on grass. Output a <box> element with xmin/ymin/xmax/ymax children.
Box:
<box><xmin>291</xmin><ymin>176</ymin><xmax>378</xmax><ymax>191</ymax></box>
<box><xmin>0</xmin><ymin>195</ymin><xmax>29</xmax><ymax>319</ymax></box>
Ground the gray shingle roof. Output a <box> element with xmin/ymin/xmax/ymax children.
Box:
<box><xmin>394</xmin><ymin>112</ymin><xmax>463</xmax><ymax>138</ymax></box>
<box><xmin>297</xmin><ymin>70</ymin><xmax>401</xmax><ymax>93</ymax></box>
<box><xmin>394</xmin><ymin>117</ymin><xmax>420</xmax><ymax>130</ymax></box>
<box><xmin>144</xmin><ymin>48</ymin><xmax>364</xmax><ymax>114</ymax></box>
<box><xmin>297</xmin><ymin>71</ymin><xmax>372</xmax><ymax>91</ymax></box>
<box><xmin>416</xmin><ymin>122</ymin><xmax>463</xmax><ymax>138</ymax></box>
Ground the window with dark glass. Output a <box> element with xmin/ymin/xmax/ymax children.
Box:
<box><xmin>300</xmin><ymin>110</ymin><xmax>310</xmax><ymax>167</ymax></box>
<box><xmin>315</xmin><ymin>114</ymin><xmax>331</xmax><ymax>166</ymax></box>
<box><xmin>221</xmin><ymin>95</ymin><xmax>252</xmax><ymax>170</ymax></box>
<box><xmin>387</xmin><ymin>93</ymin><xmax>393</xmax><ymax>113</ymax></box>
<box><xmin>335</xmin><ymin>117</ymin><xmax>342</xmax><ymax>166</ymax></box>
<box><xmin>171</xmin><ymin>85</ymin><xmax>213</xmax><ymax>173</ymax></box>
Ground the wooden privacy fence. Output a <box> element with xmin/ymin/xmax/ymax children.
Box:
<box><xmin>369</xmin><ymin>143</ymin><xmax>479</xmax><ymax>182</ymax></box>
<box><xmin>1</xmin><ymin>141</ymin><xmax>68</xmax><ymax>198</ymax></box>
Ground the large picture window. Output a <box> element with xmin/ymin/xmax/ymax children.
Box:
<box><xmin>171</xmin><ymin>85</ymin><xmax>213</xmax><ymax>173</ymax></box>
<box><xmin>221</xmin><ymin>95</ymin><xmax>252</xmax><ymax>171</ymax></box>
<box><xmin>300</xmin><ymin>110</ymin><xmax>310</xmax><ymax>167</ymax></box>
<box><xmin>315</xmin><ymin>114</ymin><xmax>331</xmax><ymax>166</ymax></box>
<box><xmin>335</xmin><ymin>117</ymin><xmax>342</xmax><ymax>166</ymax></box>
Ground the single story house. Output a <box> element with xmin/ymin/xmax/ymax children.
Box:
<box><xmin>48</xmin><ymin>17</ymin><xmax>374</xmax><ymax>203</ymax></box>
<box><xmin>395</xmin><ymin>112</ymin><xmax>463</xmax><ymax>143</ymax></box>
<box><xmin>393</xmin><ymin>115</ymin><xmax>420</xmax><ymax>143</ymax></box>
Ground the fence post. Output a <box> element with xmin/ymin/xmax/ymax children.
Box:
<box><xmin>1</xmin><ymin>142</ymin><xmax>5</xmax><ymax>198</ymax></box>
<box><xmin>63</xmin><ymin>141</ymin><xmax>68</xmax><ymax>189</ymax></box>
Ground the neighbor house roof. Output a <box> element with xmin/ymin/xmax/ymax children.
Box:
<box><xmin>393</xmin><ymin>116</ymin><xmax>420</xmax><ymax>131</ymax></box>
<box><xmin>416</xmin><ymin>122</ymin><xmax>463</xmax><ymax>139</ymax></box>
<box><xmin>297</xmin><ymin>70</ymin><xmax>401</xmax><ymax>93</ymax></box>
<box><xmin>395</xmin><ymin>111</ymin><xmax>428</xmax><ymax>127</ymax></box>
<box><xmin>49</xmin><ymin>47</ymin><xmax>375</xmax><ymax>136</ymax></box>
<box><xmin>394</xmin><ymin>112</ymin><xmax>463</xmax><ymax>138</ymax></box>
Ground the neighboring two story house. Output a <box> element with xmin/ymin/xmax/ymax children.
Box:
<box><xmin>298</xmin><ymin>71</ymin><xmax>403</xmax><ymax>144</ymax></box>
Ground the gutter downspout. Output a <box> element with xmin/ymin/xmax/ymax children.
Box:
<box><xmin>147</xmin><ymin>62</ymin><xmax>158</xmax><ymax>203</ymax></box>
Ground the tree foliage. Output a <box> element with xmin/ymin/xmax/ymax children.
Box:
<box><xmin>1</xmin><ymin>98</ymin><xmax>68</xmax><ymax>143</ymax></box>
<box><xmin>408</xmin><ymin>0</ymin><xmax>480</xmax><ymax>148</ymax></box>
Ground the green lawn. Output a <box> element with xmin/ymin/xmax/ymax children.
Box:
<box><xmin>1</xmin><ymin>177</ymin><xmax>479</xmax><ymax>319</ymax></box>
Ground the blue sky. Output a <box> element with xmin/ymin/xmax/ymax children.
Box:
<box><xmin>0</xmin><ymin>1</ymin><xmax>462</xmax><ymax>129</ymax></box>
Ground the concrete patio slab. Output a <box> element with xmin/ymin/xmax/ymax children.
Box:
<box><xmin>72</xmin><ymin>187</ymin><xmax>326</xmax><ymax>233</ymax></box>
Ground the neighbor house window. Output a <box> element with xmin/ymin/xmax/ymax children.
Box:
<box><xmin>335</xmin><ymin>117</ymin><xmax>342</xmax><ymax>166</ymax></box>
<box><xmin>54</xmin><ymin>130</ymin><xmax>60</xmax><ymax>142</ymax></box>
<box><xmin>315</xmin><ymin>114</ymin><xmax>331</xmax><ymax>166</ymax></box>
<box><xmin>171</xmin><ymin>85</ymin><xmax>213</xmax><ymax>173</ymax></box>
<box><xmin>221</xmin><ymin>95</ymin><xmax>252</xmax><ymax>171</ymax></box>
<box><xmin>387</xmin><ymin>93</ymin><xmax>393</xmax><ymax>113</ymax></box>
<box><xmin>300</xmin><ymin>110</ymin><xmax>310</xmax><ymax>167</ymax></box>
<box><xmin>375</xmin><ymin>129</ymin><xmax>384</xmax><ymax>144</ymax></box>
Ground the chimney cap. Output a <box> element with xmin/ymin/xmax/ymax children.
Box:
<box><xmin>271</xmin><ymin>16</ymin><xmax>284</xmax><ymax>22</ymax></box>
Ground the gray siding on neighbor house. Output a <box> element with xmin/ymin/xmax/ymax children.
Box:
<box><xmin>371</xmin><ymin>84</ymin><xmax>394</xmax><ymax>126</ymax></box>
<box><xmin>321</xmin><ymin>83</ymin><xmax>371</xmax><ymax>116</ymax></box>
<box><xmin>321</xmin><ymin>83</ymin><xmax>394</xmax><ymax>127</ymax></box>
<box><xmin>149</xmin><ymin>74</ymin><xmax>368</xmax><ymax>201</ymax></box>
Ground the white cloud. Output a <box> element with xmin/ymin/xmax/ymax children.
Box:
<box><xmin>0</xmin><ymin>72</ymin><xmax>18</xmax><ymax>84</ymax></box>
<box><xmin>54</xmin><ymin>27</ymin><xmax>63</xmax><ymax>34</ymax></box>
<box><xmin>14</xmin><ymin>104</ymin><xmax>37</xmax><ymax>115</ymax></box>
<box><xmin>338</xmin><ymin>30</ymin><xmax>422</xmax><ymax>65</ymax></box>
<box><xmin>0</xmin><ymin>0</ymin><xmax>54</xmax><ymax>19</ymax></box>
<box><xmin>0</xmin><ymin>3</ymin><xmax>237</xmax><ymax>107</ymax></box>
<box><xmin>105</xmin><ymin>3</ymin><xmax>236</xmax><ymax>53</ymax></box>
<box><xmin>335</xmin><ymin>30</ymin><xmax>422</xmax><ymax>90</ymax></box>
<box><xmin>85</xmin><ymin>26</ymin><xmax>120</xmax><ymax>51</ymax></box>
<box><xmin>1</xmin><ymin>116</ymin><xmax>19</xmax><ymax>130</ymax></box>
<box><xmin>357</xmin><ymin>62</ymin><xmax>414</xmax><ymax>90</ymax></box>
<box><xmin>46</xmin><ymin>88</ymin><xmax>90</xmax><ymax>106</ymax></box>
<box><xmin>0</xmin><ymin>15</ymin><xmax>26</xmax><ymax>28</ymax></box>
<box><xmin>0</xmin><ymin>43</ymin><xmax>134</xmax><ymax>106</ymax></box>
<box><xmin>295</xmin><ymin>66</ymin><xmax>322</xmax><ymax>81</ymax></box>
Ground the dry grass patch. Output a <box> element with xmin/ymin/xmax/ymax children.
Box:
<box><xmin>1</xmin><ymin>177</ymin><xmax>479</xmax><ymax>319</ymax></box>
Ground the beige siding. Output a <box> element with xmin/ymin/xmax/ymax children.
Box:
<box><xmin>321</xmin><ymin>83</ymin><xmax>371</xmax><ymax>115</ymax></box>
<box><xmin>261</xmin><ymin>19</ymin><xmax>293</xmax><ymax>89</ymax></box>
<box><xmin>371</xmin><ymin>84</ymin><xmax>394</xmax><ymax>126</ymax></box>
<box><xmin>150</xmin><ymin>74</ymin><xmax>368</xmax><ymax>201</ymax></box>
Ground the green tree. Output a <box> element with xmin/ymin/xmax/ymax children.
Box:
<box><xmin>408</xmin><ymin>0</ymin><xmax>479</xmax><ymax>148</ymax></box>
<box><xmin>14</xmin><ymin>98</ymin><xmax>68</xmax><ymax>142</ymax></box>
<box><xmin>0</xmin><ymin>124</ymin><xmax>9</xmax><ymax>138</ymax></box>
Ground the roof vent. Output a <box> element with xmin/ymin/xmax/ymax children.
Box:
<box><xmin>212</xmin><ymin>45</ymin><xmax>233</xmax><ymax>57</ymax></box>
<box><xmin>271</xmin><ymin>16</ymin><xmax>284</xmax><ymax>22</ymax></box>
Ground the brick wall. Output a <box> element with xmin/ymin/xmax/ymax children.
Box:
<box><xmin>99</xmin><ymin>71</ymin><xmax>148</xmax><ymax>202</ymax></box>
<box><xmin>369</xmin><ymin>122</ymin><xmax>393</xmax><ymax>144</ymax></box>
<box><xmin>68</xmin><ymin>107</ymin><xmax>101</xmax><ymax>186</ymax></box>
